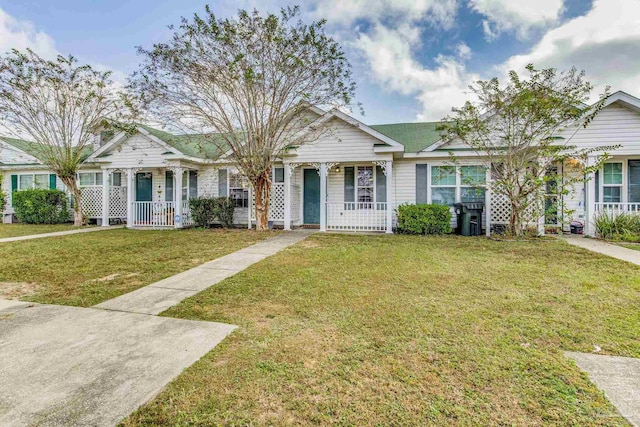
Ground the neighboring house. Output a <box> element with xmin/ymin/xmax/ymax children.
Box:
<box><xmin>2</xmin><ymin>90</ymin><xmax>640</xmax><ymax>236</ymax></box>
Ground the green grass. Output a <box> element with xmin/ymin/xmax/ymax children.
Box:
<box><xmin>0</xmin><ymin>223</ymin><xmax>80</xmax><ymax>238</ymax></box>
<box><xmin>619</xmin><ymin>243</ymin><xmax>640</xmax><ymax>251</ymax></box>
<box><xmin>0</xmin><ymin>228</ymin><xmax>275</xmax><ymax>306</ymax></box>
<box><xmin>123</xmin><ymin>234</ymin><xmax>639</xmax><ymax>426</ymax></box>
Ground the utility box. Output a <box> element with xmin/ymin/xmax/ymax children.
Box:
<box><xmin>454</xmin><ymin>202</ymin><xmax>484</xmax><ymax>236</ymax></box>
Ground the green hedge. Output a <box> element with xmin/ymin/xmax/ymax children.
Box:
<box><xmin>396</xmin><ymin>203</ymin><xmax>452</xmax><ymax>235</ymax></box>
<box><xmin>0</xmin><ymin>190</ymin><xmax>6</xmax><ymax>212</ymax></box>
<box><xmin>12</xmin><ymin>189</ymin><xmax>70</xmax><ymax>224</ymax></box>
<box><xmin>189</xmin><ymin>197</ymin><xmax>235</xmax><ymax>228</ymax></box>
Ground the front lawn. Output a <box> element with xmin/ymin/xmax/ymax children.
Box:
<box><xmin>124</xmin><ymin>234</ymin><xmax>639</xmax><ymax>426</ymax></box>
<box><xmin>0</xmin><ymin>228</ymin><xmax>275</xmax><ymax>306</ymax></box>
<box><xmin>0</xmin><ymin>223</ymin><xmax>79</xmax><ymax>238</ymax></box>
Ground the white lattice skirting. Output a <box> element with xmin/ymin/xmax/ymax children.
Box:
<box><xmin>80</xmin><ymin>186</ymin><xmax>127</xmax><ymax>219</ymax></box>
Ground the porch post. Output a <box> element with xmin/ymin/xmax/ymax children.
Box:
<box><xmin>101</xmin><ymin>169</ymin><xmax>110</xmax><ymax>227</ymax></box>
<box><xmin>174</xmin><ymin>168</ymin><xmax>184</xmax><ymax>229</ymax></box>
<box><xmin>126</xmin><ymin>168</ymin><xmax>134</xmax><ymax>229</ymax></box>
<box><xmin>585</xmin><ymin>155</ymin><xmax>597</xmax><ymax>237</ymax></box>
<box><xmin>385</xmin><ymin>160</ymin><xmax>393</xmax><ymax>233</ymax></box>
<box><xmin>320</xmin><ymin>162</ymin><xmax>327</xmax><ymax>232</ymax></box>
<box><xmin>284</xmin><ymin>163</ymin><xmax>292</xmax><ymax>231</ymax></box>
<box><xmin>485</xmin><ymin>169</ymin><xmax>491</xmax><ymax>237</ymax></box>
<box><xmin>247</xmin><ymin>184</ymin><xmax>253</xmax><ymax>230</ymax></box>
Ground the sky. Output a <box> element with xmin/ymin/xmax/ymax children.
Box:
<box><xmin>0</xmin><ymin>0</ymin><xmax>639</xmax><ymax>124</ymax></box>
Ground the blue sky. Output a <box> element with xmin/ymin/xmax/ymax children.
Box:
<box><xmin>1</xmin><ymin>0</ymin><xmax>638</xmax><ymax>124</ymax></box>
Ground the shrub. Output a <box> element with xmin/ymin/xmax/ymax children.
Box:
<box><xmin>12</xmin><ymin>189</ymin><xmax>70</xmax><ymax>224</ymax></box>
<box><xmin>396</xmin><ymin>203</ymin><xmax>452</xmax><ymax>235</ymax></box>
<box><xmin>189</xmin><ymin>196</ymin><xmax>235</xmax><ymax>228</ymax></box>
<box><xmin>594</xmin><ymin>211</ymin><xmax>640</xmax><ymax>242</ymax></box>
<box><xmin>0</xmin><ymin>189</ymin><xmax>6</xmax><ymax>212</ymax></box>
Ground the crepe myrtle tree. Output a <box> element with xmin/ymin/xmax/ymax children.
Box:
<box><xmin>440</xmin><ymin>64</ymin><xmax>616</xmax><ymax>236</ymax></box>
<box><xmin>0</xmin><ymin>49</ymin><xmax>133</xmax><ymax>226</ymax></box>
<box><xmin>130</xmin><ymin>5</ymin><xmax>356</xmax><ymax>231</ymax></box>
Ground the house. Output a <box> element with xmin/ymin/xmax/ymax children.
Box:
<box><xmin>2</xmin><ymin>90</ymin><xmax>640</xmax><ymax>236</ymax></box>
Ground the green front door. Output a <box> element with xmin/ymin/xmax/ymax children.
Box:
<box><xmin>303</xmin><ymin>169</ymin><xmax>320</xmax><ymax>224</ymax></box>
<box><xmin>135</xmin><ymin>172</ymin><xmax>153</xmax><ymax>202</ymax></box>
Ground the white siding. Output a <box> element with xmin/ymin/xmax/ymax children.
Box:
<box><xmin>393</xmin><ymin>160</ymin><xmax>418</xmax><ymax>205</ymax></box>
<box><xmin>98</xmin><ymin>134</ymin><xmax>175</xmax><ymax>168</ymax></box>
<box><xmin>197</xmin><ymin>166</ymin><xmax>218</xmax><ymax>198</ymax></box>
<box><xmin>293</xmin><ymin>118</ymin><xmax>392</xmax><ymax>163</ymax></box>
<box><xmin>0</xmin><ymin>142</ymin><xmax>40</xmax><ymax>165</ymax></box>
<box><xmin>562</xmin><ymin>103</ymin><xmax>640</xmax><ymax>151</ymax></box>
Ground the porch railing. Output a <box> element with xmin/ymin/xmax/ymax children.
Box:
<box><xmin>182</xmin><ymin>201</ymin><xmax>195</xmax><ymax>227</ymax></box>
<box><xmin>327</xmin><ymin>202</ymin><xmax>388</xmax><ymax>232</ymax></box>
<box><xmin>132</xmin><ymin>201</ymin><xmax>176</xmax><ymax>227</ymax></box>
<box><xmin>594</xmin><ymin>202</ymin><xmax>640</xmax><ymax>215</ymax></box>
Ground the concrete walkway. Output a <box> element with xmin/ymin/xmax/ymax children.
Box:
<box><xmin>0</xmin><ymin>299</ymin><xmax>235</xmax><ymax>426</ymax></box>
<box><xmin>562</xmin><ymin>235</ymin><xmax>640</xmax><ymax>266</ymax></box>
<box><xmin>95</xmin><ymin>229</ymin><xmax>315</xmax><ymax>315</ymax></box>
<box><xmin>566</xmin><ymin>352</ymin><xmax>640</xmax><ymax>426</ymax></box>
<box><xmin>0</xmin><ymin>225</ymin><xmax>124</xmax><ymax>243</ymax></box>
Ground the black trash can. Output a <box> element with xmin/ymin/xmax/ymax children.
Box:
<box><xmin>454</xmin><ymin>202</ymin><xmax>485</xmax><ymax>236</ymax></box>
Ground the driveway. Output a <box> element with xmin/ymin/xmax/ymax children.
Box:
<box><xmin>0</xmin><ymin>300</ymin><xmax>235</xmax><ymax>426</ymax></box>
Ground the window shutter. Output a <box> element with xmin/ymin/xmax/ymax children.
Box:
<box><xmin>344</xmin><ymin>166</ymin><xmax>355</xmax><ymax>210</ymax></box>
<box><xmin>165</xmin><ymin>171</ymin><xmax>174</xmax><ymax>202</ymax></box>
<box><xmin>11</xmin><ymin>175</ymin><xmax>18</xmax><ymax>193</ymax></box>
<box><xmin>629</xmin><ymin>160</ymin><xmax>640</xmax><ymax>202</ymax></box>
<box><xmin>49</xmin><ymin>174</ymin><xmax>57</xmax><ymax>190</ymax></box>
<box><xmin>376</xmin><ymin>165</ymin><xmax>386</xmax><ymax>210</ymax></box>
<box><xmin>218</xmin><ymin>169</ymin><xmax>228</xmax><ymax>197</ymax></box>
<box><xmin>416</xmin><ymin>164</ymin><xmax>428</xmax><ymax>204</ymax></box>
<box><xmin>189</xmin><ymin>171</ymin><xmax>198</xmax><ymax>199</ymax></box>
<box><xmin>594</xmin><ymin>170</ymin><xmax>599</xmax><ymax>203</ymax></box>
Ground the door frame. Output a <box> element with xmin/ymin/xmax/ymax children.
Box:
<box><xmin>302</xmin><ymin>167</ymin><xmax>321</xmax><ymax>225</ymax></box>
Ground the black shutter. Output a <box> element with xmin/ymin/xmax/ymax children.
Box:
<box><xmin>344</xmin><ymin>166</ymin><xmax>355</xmax><ymax>210</ymax></box>
<box><xmin>165</xmin><ymin>171</ymin><xmax>174</xmax><ymax>201</ymax></box>
<box><xmin>594</xmin><ymin>170</ymin><xmax>599</xmax><ymax>203</ymax></box>
<box><xmin>376</xmin><ymin>165</ymin><xmax>386</xmax><ymax>210</ymax></box>
<box><xmin>629</xmin><ymin>160</ymin><xmax>640</xmax><ymax>202</ymax></box>
<box><xmin>416</xmin><ymin>164</ymin><xmax>428</xmax><ymax>204</ymax></box>
<box><xmin>218</xmin><ymin>169</ymin><xmax>228</xmax><ymax>197</ymax></box>
<box><xmin>189</xmin><ymin>171</ymin><xmax>198</xmax><ymax>199</ymax></box>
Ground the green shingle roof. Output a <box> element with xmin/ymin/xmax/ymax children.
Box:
<box><xmin>370</xmin><ymin>122</ymin><xmax>443</xmax><ymax>153</ymax></box>
<box><xmin>140</xmin><ymin>125</ymin><xmax>232</xmax><ymax>160</ymax></box>
<box><xmin>1</xmin><ymin>136</ymin><xmax>93</xmax><ymax>164</ymax></box>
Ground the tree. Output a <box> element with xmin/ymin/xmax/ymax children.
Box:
<box><xmin>0</xmin><ymin>49</ymin><xmax>130</xmax><ymax>226</ymax></box>
<box><xmin>130</xmin><ymin>6</ymin><xmax>356</xmax><ymax>230</ymax></box>
<box><xmin>440</xmin><ymin>64</ymin><xmax>615</xmax><ymax>236</ymax></box>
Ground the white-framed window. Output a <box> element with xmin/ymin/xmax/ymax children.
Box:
<box><xmin>78</xmin><ymin>172</ymin><xmax>103</xmax><ymax>187</ymax></box>
<box><xmin>182</xmin><ymin>170</ymin><xmax>198</xmax><ymax>201</ymax></box>
<box><xmin>356</xmin><ymin>166</ymin><xmax>374</xmax><ymax>208</ymax></box>
<box><xmin>602</xmin><ymin>162</ymin><xmax>622</xmax><ymax>203</ymax></box>
<box><xmin>229</xmin><ymin>171</ymin><xmax>249</xmax><ymax>208</ymax></box>
<box><xmin>17</xmin><ymin>174</ymin><xmax>49</xmax><ymax>190</ymax></box>
<box><xmin>460</xmin><ymin>165</ymin><xmax>486</xmax><ymax>203</ymax></box>
<box><xmin>431</xmin><ymin>165</ymin><xmax>456</xmax><ymax>206</ymax></box>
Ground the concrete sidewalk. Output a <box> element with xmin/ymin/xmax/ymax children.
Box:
<box><xmin>0</xmin><ymin>299</ymin><xmax>235</xmax><ymax>427</ymax></box>
<box><xmin>566</xmin><ymin>352</ymin><xmax>640</xmax><ymax>426</ymax></box>
<box><xmin>95</xmin><ymin>229</ymin><xmax>315</xmax><ymax>315</ymax></box>
<box><xmin>0</xmin><ymin>225</ymin><xmax>123</xmax><ymax>243</ymax></box>
<box><xmin>563</xmin><ymin>235</ymin><xmax>640</xmax><ymax>266</ymax></box>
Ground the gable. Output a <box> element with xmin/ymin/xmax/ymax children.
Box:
<box><xmin>292</xmin><ymin>117</ymin><xmax>393</xmax><ymax>162</ymax></box>
<box><xmin>0</xmin><ymin>140</ymin><xmax>41</xmax><ymax>165</ymax></box>
<box><xmin>94</xmin><ymin>133</ymin><xmax>180</xmax><ymax>167</ymax></box>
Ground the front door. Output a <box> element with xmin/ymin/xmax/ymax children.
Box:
<box><xmin>303</xmin><ymin>169</ymin><xmax>320</xmax><ymax>224</ymax></box>
<box><xmin>135</xmin><ymin>172</ymin><xmax>153</xmax><ymax>202</ymax></box>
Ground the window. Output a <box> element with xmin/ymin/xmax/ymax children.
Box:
<box><xmin>17</xmin><ymin>174</ymin><xmax>49</xmax><ymax>190</ymax></box>
<box><xmin>603</xmin><ymin>163</ymin><xmax>622</xmax><ymax>203</ymax></box>
<box><xmin>273</xmin><ymin>167</ymin><xmax>284</xmax><ymax>183</ymax></box>
<box><xmin>357</xmin><ymin>166</ymin><xmax>374</xmax><ymax>208</ymax></box>
<box><xmin>111</xmin><ymin>172</ymin><xmax>122</xmax><ymax>187</ymax></box>
<box><xmin>460</xmin><ymin>165</ymin><xmax>486</xmax><ymax>203</ymax></box>
<box><xmin>181</xmin><ymin>171</ymin><xmax>198</xmax><ymax>201</ymax></box>
<box><xmin>229</xmin><ymin>171</ymin><xmax>249</xmax><ymax>208</ymax></box>
<box><xmin>78</xmin><ymin>172</ymin><xmax>103</xmax><ymax>186</ymax></box>
<box><xmin>431</xmin><ymin>166</ymin><xmax>456</xmax><ymax>206</ymax></box>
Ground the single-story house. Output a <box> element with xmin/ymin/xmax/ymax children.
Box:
<box><xmin>2</xmin><ymin>90</ymin><xmax>640</xmax><ymax>236</ymax></box>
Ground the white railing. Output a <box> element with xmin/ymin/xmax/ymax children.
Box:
<box><xmin>132</xmin><ymin>201</ymin><xmax>176</xmax><ymax>227</ymax></box>
<box><xmin>327</xmin><ymin>202</ymin><xmax>388</xmax><ymax>232</ymax></box>
<box><xmin>182</xmin><ymin>201</ymin><xmax>194</xmax><ymax>227</ymax></box>
<box><xmin>595</xmin><ymin>203</ymin><xmax>640</xmax><ymax>216</ymax></box>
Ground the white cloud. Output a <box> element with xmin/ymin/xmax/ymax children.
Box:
<box><xmin>501</xmin><ymin>0</ymin><xmax>640</xmax><ymax>98</ymax></box>
<box><xmin>0</xmin><ymin>8</ymin><xmax>58</xmax><ymax>58</ymax></box>
<box><xmin>469</xmin><ymin>0</ymin><xmax>564</xmax><ymax>40</ymax></box>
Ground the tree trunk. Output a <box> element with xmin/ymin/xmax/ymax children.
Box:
<box><xmin>252</xmin><ymin>174</ymin><xmax>271</xmax><ymax>232</ymax></box>
<box><xmin>509</xmin><ymin>201</ymin><xmax>522</xmax><ymax>237</ymax></box>
<box><xmin>61</xmin><ymin>176</ymin><xmax>84</xmax><ymax>226</ymax></box>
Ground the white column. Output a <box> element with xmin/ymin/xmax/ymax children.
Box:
<box><xmin>485</xmin><ymin>169</ymin><xmax>491</xmax><ymax>237</ymax></box>
<box><xmin>385</xmin><ymin>160</ymin><xmax>393</xmax><ymax>234</ymax></box>
<box><xmin>101</xmin><ymin>169</ymin><xmax>110</xmax><ymax>227</ymax></box>
<box><xmin>174</xmin><ymin>168</ymin><xmax>184</xmax><ymax>229</ymax></box>
<box><xmin>284</xmin><ymin>164</ymin><xmax>292</xmax><ymax>231</ymax></box>
<box><xmin>319</xmin><ymin>163</ymin><xmax>327</xmax><ymax>232</ymax></box>
<box><xmin>537</xmin><ymin>207</ymin><xmax>546</xmax><ymax>236</ymax></box>
<box><xmin>247</xmin><ymin>185</ymin><xmax>253</xmax><ymax>229</ymax></box>
<box><xmin>126</xmin><ymin>168</ymin><xmax>134</xmax><ymax>228</ymax></box>
<box><xmin>585</xmin><ymin>156</ymin><xmax>597</xmax><ymax>236</ymax></box>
